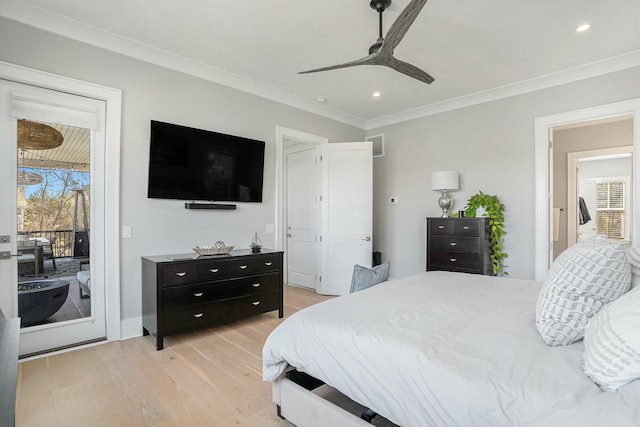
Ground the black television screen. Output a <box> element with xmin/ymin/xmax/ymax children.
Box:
<box><xmin>147</xmin><ymin>121</ymin><xmax>265</xmax><ymax>202</ymax></box>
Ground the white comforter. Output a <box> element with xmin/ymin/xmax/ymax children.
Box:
<box><xmin>263</xmin><ymin>271</ymin><xmax>640</xmax><ymax>427</ymax></box>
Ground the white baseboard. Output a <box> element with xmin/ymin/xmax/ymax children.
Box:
<box><xmin>120</xmin><ymin>316</ymin><xmax>142</xmax><ymax>340</ymax></box>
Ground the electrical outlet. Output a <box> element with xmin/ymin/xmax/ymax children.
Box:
<box><xmin>390</xmin><ymin>196</ymin><xmax>398</xmax><ymax>204</ymax></box>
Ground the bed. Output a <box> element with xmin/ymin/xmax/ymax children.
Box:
<box><xmin>263</xmin><ymin>271</ymin><xmax>640</xmax><ymax>427</ymax></box>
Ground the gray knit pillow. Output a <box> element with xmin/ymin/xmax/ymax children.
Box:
<box><xmin>535</xmin><ymin>237</ymin><xmax>631</xmax><ymax>346</ymax></box>
<box><xmin>583</xmin><ymin>287</ymin><xmax>640</xmax><ymax>391</ymax></box>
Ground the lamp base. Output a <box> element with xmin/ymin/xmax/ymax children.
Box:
<box><xmin>438</xmin><ymin>191</ymin><xmax>454</xmax><ymax>218</ymax></box>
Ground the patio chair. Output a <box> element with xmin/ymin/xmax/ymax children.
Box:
<box><xmin>17</xmin><ymin>240</ymin><xmax>40</xmax><ymax>276</ymax></box>
<box><xmin>42</xmin><ymin>236</ymin><xmax>57</xmax><ymax>270</ymax></box>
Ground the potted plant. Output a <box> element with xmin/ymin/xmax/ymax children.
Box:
<box><xmin>464</xmin><ymin>191</ymin><xmax>508</xmax><ymax>276</ymax></box>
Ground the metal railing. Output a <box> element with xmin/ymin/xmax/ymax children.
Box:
<box><xmin>27</xmin><ymin>230</ymin><xmax>74</xmax><ymax>258</ymax></box>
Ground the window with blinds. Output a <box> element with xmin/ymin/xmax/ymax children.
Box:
<box><xmin>596</xmin><ymin>180</ymin><xmax>625</xmax><ymax>239</ymax></box>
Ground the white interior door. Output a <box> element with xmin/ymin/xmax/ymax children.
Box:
<box><xmin>319</xmin><ymin>142</ymin><xmax>373</xmax><ymax>295</ymax></box>
<box><xmin>0</xmin><ymin>80</ymin><xmax>107</xmax><ymax>356</ymax></box>
<box><xmin>285</xmin><ymin>146</ymin><xmax>318</xmax><ymax>289</ymax></box>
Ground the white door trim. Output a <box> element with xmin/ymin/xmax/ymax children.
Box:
<box><xmin>0</xmin><ymin>60</ymin><xmax>122</xmax><ymax>342</ymax></box>
<box><xmin>275</xmin><ymin>126</ymin><xmax>327</xmax><ymax>283</ymax></box>
<box><xmin>534</xmin><ymin>98</ymin><xmax>640</xmax><ymax>281</ymax></box>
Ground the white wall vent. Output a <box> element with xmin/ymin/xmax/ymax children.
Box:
<box><xmin>367</xmin><ymin>134</ymin><xmax>385</xmax><ymax>158</ymax></box>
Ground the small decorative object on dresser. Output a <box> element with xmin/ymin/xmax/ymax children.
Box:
<box><xmin>142</xmin><ymin>249</ymin><xmax>283</xmax><ymax>350</ymax></box>
<box><xmin>250</xmin><ymin>232</ymin><xmax>263</xmax><ymax>253</ymax></box>
<box><xmin>426</xmin><ymin>217</ymin><xmax>493</xmax><ymax>275</ymax></box>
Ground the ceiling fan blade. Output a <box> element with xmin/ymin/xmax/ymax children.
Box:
<box><xmin>379</xmin><ymin>0</ymin><xmax>428</xmax><ymax>56</ymax></box>
<box><xmin>298</xmin><ymin>54</ymin><xmax>376</xmax><ymax>74</ymax></box>
<box><xmin>383</xmin><ymin>56</ymin><xmax>434</xmax><ymax>84</ymax></box>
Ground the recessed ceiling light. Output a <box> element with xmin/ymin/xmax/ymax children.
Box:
<box><xmin>576</xmin><ymin>24</ymin><xmax>591</xmax><ymax>32</ymax></box>
<box><xmin>316</xmin><ymin>96</ymin><xmax>326</xmax><ymax>103</ymax></box>
<box><xmin>373</xmin><ymin>92</ymin><xmax>381</xmax><ymax>98</ymax></box>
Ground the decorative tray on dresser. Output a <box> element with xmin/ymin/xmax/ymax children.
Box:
<box><xmin>142</xmin><ymin>248</ymin><xmax>283</xmax><ymax>350</ymax></box>
<box><xmin>426</xmin><ymin>217</ymin><xmax>493</xmax><ymax>276</ymax></box>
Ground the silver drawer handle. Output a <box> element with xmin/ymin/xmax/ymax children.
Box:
<box><xmin>252</xmin><ymin>283</ymin><xmax>260</xmax><ymax>287</ymax></box>
<box><xmin>450</xmin><ymin>258</ymin><xmax>458</xmax><ymax>262</ymax></box>
<box><xmin>209</xmin><ymin>268</ymin><xmax>219</xmax><ymax>273</ymax></box>
<box><xmin>437</xmin><ymin>225</ymin><xmax>445</xmax><ymax>229</ymax></box>
<box><xmin>449</xmin><ymin>242</ymin><xmax>457</xmax><ymax>246</ymax></box>
<box><xmin>194</xmin><ymin>292</ymin><xmax>204</xmax><ymax>297</ymax></box>
<box><xmin>239</xmin><ymin>265</ymin><xmax>248</xmax><ymax>269</ymax></box>
<box><xmin>193</xmin><ymin>313</ymin><xmax>204</xmax><ymax>318</ymax></box>
<box><xmin>265</xmin><ymin>262</ymin><xmax>272</xmax><ymax>266</ymax></box>
<box><xmin>252</xmin><ymin>301</ymin><xmax>260</xmax><ymax>306</ymax></box>
<box><xmin>463</xmin><ymin>226</ymin><xmax>470</xmax><ymax>230</ymax></box>
<box><xmin>176</xmin><ymin>272</ymin><xmax>187</xmax><ymax>277</ymax></box>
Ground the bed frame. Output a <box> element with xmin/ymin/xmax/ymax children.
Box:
<box><xmin>273</xmin><ymin>369</ymin><xmax>398</xmax><ymax>427</ymax></box>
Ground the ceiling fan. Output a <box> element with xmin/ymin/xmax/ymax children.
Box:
<box><xmin>299</xmin><ymin>0</ymin><xmax>434</xmax><ymax>84</ymax></box>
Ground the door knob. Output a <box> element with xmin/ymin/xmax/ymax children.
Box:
<box><xmin>287</xmin><ymin>233</ymin><xmax>293</xmax><ymax>237</ymax></box>
<box><xmin>361</xmin><ymin>237</ymin><xmax>371</xmax><ymax>241</ymax></box>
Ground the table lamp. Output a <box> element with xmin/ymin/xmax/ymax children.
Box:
<box><xmin>431</xmin><ymin>171</ymin><xmax>459</xmax><ymax>217</ymax></box>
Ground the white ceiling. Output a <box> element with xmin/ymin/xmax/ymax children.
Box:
<box><xmin>2</xmin><ymin>0</ymin><xmax>639</xmax><ymax>129</ymax></box>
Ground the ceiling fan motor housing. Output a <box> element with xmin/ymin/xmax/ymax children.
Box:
<box><xmin>370</xmin><ymin>0</ymin><xmax>392</xmax><ymax>12</ymax></box>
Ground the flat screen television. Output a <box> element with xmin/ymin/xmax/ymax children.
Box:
<box><xmin>147</xmin><ymin>120</ymin><xmax>265</xmax><ymax>203</ymax></box>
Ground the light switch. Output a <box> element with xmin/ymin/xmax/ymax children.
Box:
<box><xmin>122</xmin><ymin>226</ymin><xmax>132</xmax><ymax>239</ymax></box>
<box><xmin>266</xmin><ymin>224</ymin><xmax>275</xmax><ymax>234</ymax></box>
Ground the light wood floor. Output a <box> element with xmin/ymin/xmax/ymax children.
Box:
<box><xmin>16</xmin><ymin>285</ymin><xmax>333</xmax><ymax>427</ymax></box>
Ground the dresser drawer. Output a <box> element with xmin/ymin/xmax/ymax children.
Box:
<box><xmin>453</xmin><ymin>219</ymin><xmax>483</xmax><ymax>236</ymax></box>
<box><xmin>229</xmin><ymin>291</ymin><xmax>280</xmax><ymax>319</ymax></box>
<box><xmin>429</xmin><ymin>220</ymin><xmax>454</xmax><ymax>234</ymax></box>
<box><xmin>197</xmin><ymin>259</ymin><xmax>236</xmax><ymax>281</ymax></box>
<box><xmin>429</xmin><ymin>251</ymin><xmax>481</xmax><ymax>272</ymax></box>
<box><xmin>162</xmin><ymin>263</ymin><xmax>199</xmax><ymax>286</ymax></box>
<box><xmin>430</xmin><ymin>235</ymin><xmax>479</xmax><ymax>252</ymax></box>
<box><xmin>163</xmin><ymin>301</ymin><xmax>229</xmax><ymax>333</ymax></box>
<box><xmin>227</xmin><ymin>254</ymin><xmax>281</xmax><ymax>276</ymax></box>
<box><xmin>163</xmin><ymin>281</ymin><xmax>228</xmax><ymax>306</ymax></box>
<box><xmin>228</xmin><ymin>273</ymin><xmax>280</xmax><ymax>298</ymax></box>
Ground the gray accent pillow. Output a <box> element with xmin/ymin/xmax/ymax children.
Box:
<box><xmin>535</xmin><ymin>236</ymin><xmax>631</xmax><ymax>346</ymax></box>
<box><xmin>583</xmin><ymin>286</ymin><xmax>640</xmax><ymax>391</ymax></box>
<box><xmin>350</xmin><ymin>261</ymin><xmax>390</xmax><ymax>293</ymax></box>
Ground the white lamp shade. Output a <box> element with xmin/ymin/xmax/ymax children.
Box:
<box><xmin>431</xmin><ymin>171</ymin><xmax>459</xmax><ymax>191</ymax></box>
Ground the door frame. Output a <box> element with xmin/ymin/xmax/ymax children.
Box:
<box><xmin>567</xmin><ymin>146</ymin><xmax>634</xmax><ymax>247</ymax></box>
<box><xmin>0</xmin><ymin>61</ymin><xmax>122</xmax><ymax>342</ymax></box>
<box><xmin>275</xmin><ymin>126</ymin><xmax>327</xmax><ymax>284</ymax></box>
<box><xmin>534</xmin><ymin>98</ymin><xmax>640</xmax><ymax>280</ymax></box>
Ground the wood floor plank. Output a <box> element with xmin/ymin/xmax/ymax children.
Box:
<box><xmin>16</xmin><ymin>285</ymin><xmax>332</xmax><ymax>427</ymax></box>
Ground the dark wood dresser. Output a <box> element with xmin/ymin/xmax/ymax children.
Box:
<box><xmin>142</xmin><ymin>249</ymin><xmax>283</xmax><ymax>350</ymax></box>
<box><xmin>426</xmin><ymin>217</ymin><xmax>493</xmax><ymax>275</ymax></box>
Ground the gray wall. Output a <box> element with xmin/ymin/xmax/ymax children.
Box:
<box><xmin>552</xmin><ymin>120</ymin><xmax>634</xmax><ymax>257</ymax></box>
<box><xmin>0</xmin><ymin>17</ymin><xmax>364</xmax><ymax>324</ymax></box>
<box><xmin>369</xmin><ymin>67</ymin><xmax>640</xmax><ymax>280</ymax></box>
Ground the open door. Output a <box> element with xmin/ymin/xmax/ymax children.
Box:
<box><xmin>318</xmin><ymin>142</ymin><xmax>373</xmax><ymax>295</ymax></box>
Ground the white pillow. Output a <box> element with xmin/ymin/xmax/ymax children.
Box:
<box><xmin>626</xmin><ymin>246</ymin><xmax>640</xmax><ymax>290</ymax></box>
<box><xmin>535</xmin><ymin>236</ymin><xmax>631</xmax><ymax>346</ymax></box>
<box><xmin>583</xmin><ymin>286</ymin><xmax>640</xmax><ymax>391</ymax></box>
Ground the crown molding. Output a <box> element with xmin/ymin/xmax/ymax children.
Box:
<box><xmin>365</xmin><ymin>49</ymin><xmax>640</xmax><ymax>130</ymax></box>
<box><xmin>0</xmin><ymin>1</ymin><xmax>368</xmax><ymax>129</ymax></box>
<box><xmin>2</xmin><ymin>1</ymin><xmax>639</xmax><ymax>132</ymax></box>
